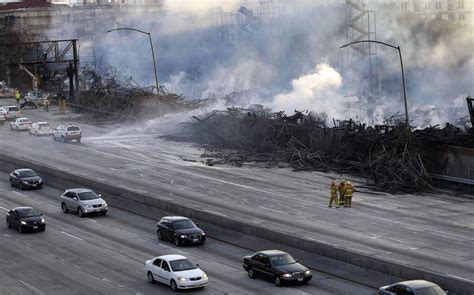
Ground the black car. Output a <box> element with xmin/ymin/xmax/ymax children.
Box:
<box><xmin>156</xmin><ymin>216</ymin><xmax>206</xmax><ymax>246</ymax></box>
<box><xmin>242</xmin><ymin>250</ymin><xmax>312</xmax><ymax>286</ymax></box>
<box><xmin>6</xmin><ymin>207</ymin><xmax>46</xmax><ymax>233</ymax></box>
<box><xmin>9</xmin><ymin>168</ymin><xmax>43</xmax><ymax>190</ymax></box>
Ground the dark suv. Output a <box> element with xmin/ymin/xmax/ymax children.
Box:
<box><xmin>242</xmin><ymin>250</ymin><xmax>312</xmax><ymax>286</ymax></box>
<box><xmin>156</xmin><ymin>216</ymin><xmax>206</xmax><ymax>246</ymax></box>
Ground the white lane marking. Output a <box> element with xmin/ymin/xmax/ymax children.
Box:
<box><xmin>11</xmin><ymin>191</ymin><xmax>28</xmax><ymax>197</ymax></box>
<box><xmin>259</xmin><ymin>206</ymin><xmax>289</xmax><ymax>215</ymax></box>
<box><xmin>102</xmin><ymin>278</ymin><xmax>112</xmax><ymax>283</ymax></box>
<box><xmin>445</xmin><ymin>274</ymin><xmax>474</xmax><ymax>283</ymax></box>
<box><xmin>60</xmin><ymin>231</ymin><xmax>83</xmax><ymax>241</ymax></box>
<box><xmin>88</xmin><ymin>219</ymin><xmax>97</xmax><ymax>223</ymax></box>
<box><xmin>4</xmin><ymin>234</ymin><xmax>10</xmax><ymax>237</ymax></box>
<box><xmin>0</xmin><ymin>206</ymin><xmax>9</xmax><ymax>211</ymax></box>
<box><xmin>356</xmin><ymin>211</ymin><xmax>473</xmax><ymax>241</ymax></box>
<box><xmin>19</xmin><ymin>280</ymin><xmax>45</xmax><ymax>295</ymax></box>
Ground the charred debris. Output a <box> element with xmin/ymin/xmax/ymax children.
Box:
<box><xmin>167</xmin><ymin>105</ymin><xmax>474</xmax><ymax>193</ymax></box>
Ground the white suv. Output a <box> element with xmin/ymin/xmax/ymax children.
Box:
<box><xmin>52</xmin><ymin>124</ymin><xmax>81</xmax><ymax>143</ymax></box>
<box><xmin>0</xmin><ymin>106</ymin><xmax>21</xmax><ymax>119</ymax></box>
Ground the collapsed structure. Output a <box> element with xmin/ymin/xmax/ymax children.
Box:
<box><xmin>170</xmin><ymin>104</ymin><xmax>474</xmax><ymax>193</ymax></box>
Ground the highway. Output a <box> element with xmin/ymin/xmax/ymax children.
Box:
<box><xmin>0</xmin><ymin>173</ymin><xmax>374</xmax><ymax>294</ymax></box>
<box><xmin>0</xmin><ymin>102</ymin><xmax>473</xmax><ymax>294</ymax></box>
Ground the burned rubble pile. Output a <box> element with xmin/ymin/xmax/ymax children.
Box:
<box><xmin>175</xmin><ymin>107</ymin><xmax>474</xmax><ymax>193</ymax></box>
<box><xmin>75</xmin><ymin>65</ymin><xmax>198</xmax><ymax>122</ymax></box>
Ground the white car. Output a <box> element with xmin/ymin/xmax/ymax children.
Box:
<box><xmin>29</xmin><ymin>122</ymin><xmax>52</xmax><ymax>136</ymax></box>
<box><xmin>0</xmin><ymin>105</ymin><xmax>21</xmax><ymax>119</ymax></box>
<box><xmin>10</xmin><ymin>117</ymin><xmax>32</xmax><ymax>131</ymax></box>
<box><xmin>52</xmin><ymin>124</ymin><xmax>81</xmax><ymax>143</ymax></box>
<box><xmin>24</xmin><ymin>90</ymin><xmax>49</xmax><ymax>106</ymax></box>
<box><xmin>145</xmin><ymin>255</ymin><xmax>208</xmax><ymax>291</ymax></box>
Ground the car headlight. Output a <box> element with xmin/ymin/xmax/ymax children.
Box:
<box><xmin>202</xmin><ymin>273</ymin><xmax>208</xmax><ymax>279</ymax></box>
<box><xmin>201</xmin><ymin>232</ymin><xmax>206</xmax><ymax>236</ymax></box>
<box><xmin>21</xmin><ymin>180</ymin><xmax>28</xmax><ymax>184</ymax></box>
<box><xmin>180</xmin><ymin>235</ymin><xmax>188</xmax><ymax>239</ymax></box>
<box><xmin>20</xmin><ymin>221</ymin><xmax>27</xmax><ymax>225</ymax></box>
<box><xmin>177</xmin><ymin>276</ymin><xmax>186</xmax><ymax>282</ymax></box>
<box><xmin>281</xmin><ymin>273</ymin><xmax>292</xmax><ymax>278</ymax></box>
<box><xmin>103</xmin><ymin>202</ymin><xmax>108</xmax><ymax>207</ymax></box>
<box><xmin>41</xmin><ymin>217</ymin><xmax>46</xmax><ymax>224</ymax></box>
<box><xmin>304</xmin><ymin>270</ymin><xmax>311</xmax><ymax>275</ymax></box>
<box><xmin>85</xmin><ymin>205</ymin><xmax>92</xmax><ymax>208</ymax></box>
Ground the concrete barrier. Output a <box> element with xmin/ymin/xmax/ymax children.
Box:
<box><xmin>0</xmin><ymin>152</ymin><xmax>472</xmax><ymax>294</ymax></box>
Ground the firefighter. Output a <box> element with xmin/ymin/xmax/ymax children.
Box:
<box><xmin>329</xmin><ymin>181</ymin><xmax>339</xmax><ymax>208</ymax></box>
<box><xmin>15</xmin><ymin>88</ymin><xmax>20</xmax><ymax>104</ymax></box>
<box><xmin>344</xmin><ymin>181</ymin><xmax>354</xmax><ymax>208</ymax></box>
<box><xmin>338</xmin><ymin>180</ymin><xmax>346</xmax><ymax>207</ymax></box>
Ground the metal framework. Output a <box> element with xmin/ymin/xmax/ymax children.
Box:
<box><xmin>0</xmin><ymin>39</ymin><xmax>79</xmax><ymax>95</ymax></box>
<box><xmin>467</xmin><ymin>95</ymin><xmax>474</xmax><ymax>126</ymax></box>
<box><xmin>344</xmin><ymin>0</ymin><xmax>378</xmax><ymax>96</ymax></box>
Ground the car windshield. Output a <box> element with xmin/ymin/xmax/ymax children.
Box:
<box><xmin>67</xmin><ymin>126</ymin><xmax>80</xmax><ymax>131</ymax></box>
<box><xmin>19</xmin><ymin>170</ymin><xmax>37</xmax><ymax>177</ymax></box>
<box><xmin>38</xmin><ymin>123</ymin><xmax>50</xmax><ymax>129</ymax></box>
<box><xmin>169</xmin><ymin>259</ymin><xmax>197</xmax><ymax>272</ymax></box>
<box><xmin>20</xmin><ymin>119</ymin><xmax>31</xmax><ymax>124</ymax></box>
<box><xmin>8</xmin><ymin>106</ymin><xmax>20</xmax><ymax>112</ymax></box>
<box><xmin>173</xmin><ymin>219</ymin><xmax>196</xmax><ymax>230</ymax></box>
<box><xmin>18</xmin><ymin>208</ymin><xmax>41</xmax><ymax>218</ymax></box>
<box><xmin>270</xmin><ymin>254</ymin><xmax>297</xmax><ymax>266</ymax></box>
<box><xmin>77</xmin><ymin>191</ymin><xmax>99</xmax><ymax>200</ymax></box>
<box><xmin>415</xmin><ymin>285</ymin><xmax>446</xmax><ymax>295</ymax></box>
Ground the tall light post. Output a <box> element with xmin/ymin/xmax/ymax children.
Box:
<box><xmin>106</xmin><ymin>27</ymin><xmax>160</xmax><ymax>94</ymax></box>
<box><xmin>340</xmin><ymin>40</ymin><xmax>409</xmax><ymax>124</ymax></box>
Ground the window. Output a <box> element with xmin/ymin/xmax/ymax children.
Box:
<box><xmin>153</xmin><ymin>258</ymin><xmax>162</xmax><ymax>267</ymax></box>
<box><xmin>161</xmin><ymin>261</ymin><xmax>170</xmax><ymax>271</ymax></box>
<box><xmin>253</xmin><ymin>254</ymin><xmax>269</xmax><ymax>264</ymax></box>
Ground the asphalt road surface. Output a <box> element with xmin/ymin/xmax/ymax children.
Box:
<box><xmin>0</xmin><ymin>173</ymin><xmax>374</xmax><ymax>294</ymax></box>
<box><xmin>0</xmin><ymin>101</ymin><xmax>473</xmax><ymax>287</ymax></box>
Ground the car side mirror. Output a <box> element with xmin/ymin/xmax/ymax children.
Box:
<box><xmin>295</xmin><ymin>259</ymin><xmax>299</xmax><ymax>263</ymax></box>
<box><xmin>40</xmin><ymin>213</ymin><xmax>43</xmax><ymax>216</ymax></box>
<box><xmin>196</xmin><ymin>264</ymin><xmax>199</xmax><ymax>267</ymax></box>
<box><xmin>73</xmin><ymin>197</ymin><xmax>78</xmax><ymax>201</ymax></box>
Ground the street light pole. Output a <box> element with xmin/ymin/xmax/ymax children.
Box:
<box><xmin>106</xmin><ymin>27</ymin><xmax>160</xmax><ymax>94</ymax></box>
<box><xmin>340</xmin><ymin>40</ymin><xmax>409</xmax><ymax>124</ymax></box>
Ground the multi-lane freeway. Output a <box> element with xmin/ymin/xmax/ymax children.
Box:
<box><xmin>0</xmin><ymin>101</ymin><xmax>473</xmax><ymax>294</ymax></box>
<box><xmin>0</xmin><ymin>173</ymin><xmax>374</xmax><ymax>294</ymax></box>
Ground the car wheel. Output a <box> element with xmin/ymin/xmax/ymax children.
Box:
<box><xmin>52</xmin><ymin>135</ymin><xmax>56</xmax><ymax>141</ymax></box>
<box><xmin>6</xmin><ymin>219</ymin><xmax>11</xmax><ymax>228</ymax></box>
<box><xmin>147</xmin><ymin>271</ymin><xmax>155</xmax><ymax>284</ymax></box>
<box><xmin>61</xmin><ymin>136</ymin><xmax>66</xmax><ymax>143</ymax></box>
<box><xmin>274</xmin><ymin>276</ymin><xmax>282</xmax><ymax>287</ymax></box>
<box><xmin>157</xmin><ymin>230</ymin><xmax>163</xmax><ymax>241</ymax></box>
<box><xmin>10</xmin><ymin>125</ymin><xmax>13</xmax><ymax>130</ymax></box>
<box><xmin>9</xmin><ymin>179</ymin><xmax>14</xmax><ymax>187</ymax></box>
<box><xmin>18</xmin><ymin>224</ymin><xmax>23</xmax><ymax>233</ymax></box>
<box><xmin>40</xmin><ymin>227</ymin><xmax>45</xmax><ymax>232</ymax></box>
<box><xmin>37</xmin><ymin>185</ymin><xmax>42</xmax><ymax>190</ymax></box>
<box><xmin>170</xmin><ymin>279</ymin><xmax>178</xmax><ymax>292</ymax></box>
<box><xmin>19</xmin><ymin>183</ymin><xmax>24</xmax><ymax>190</ymax></box>
<box><xmin>76</xmin><ymin>138</ymin><xmax>81</xmax><ymax>143</ymax></box>
<box><xmin>174</xmin><ymin>236</ymin><xmax>180</xmax><ymax>246</ymax></box>
<box><xmin>100</xmin><ymin>211</ymin><xmax>107</xmax><ymax>216</ymax></box>
<box><xmin>248</xmin><ymin>268</ymin><xmax>256</xmax><ymax>279</ymax></box>
<box><xmin>61</xmin><ymin>203</ymin><xmax>69</xmax><ymax>213</ymax></box>
<box><xmin>77</xmin><ymin>207</ymin><xmax>84</xmax><ymax>218</ymax></box>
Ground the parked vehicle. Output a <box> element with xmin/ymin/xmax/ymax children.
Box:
<box><xmin>29</xmin><ymin>122</ymin><xmax>52</xmax><ymax>136</ymax></box>
<box><xmin>0</xmin><ymin>105</ymin><xmax>21</xmax><ymax>119</ymax></box>
<box><xmin>242</xmin><ymin>250</ymin><xmax>312</xmax><ymax>286</ymax></box>
<box><xmin>52</xmin><ymin>124</ymin><xmax>81</xmax><ymax>143</ymax></box>
<box><xmin>60</xmin><ymin>188</ymin><xmax>108</xmax><ymax>217</ymax></box>
<box><xmin>145</xmin><ymin>254</ymin><xmax>208</xmax><ymax>291</ymax></box>
<box><xmin>6</xmin><ymin>207</ymin><xmax>46</xmax><ymax>233</ymax></box>
<box><xmin>378</xmin><ymin>280</ymin><xmax>447</xmax><ymax>295</ymax></box>
<box><xmin>24</xmin><ymin>90</ymin><xmax>49</xmax><ymax>106</ymax></box>
<box><xmin>9</xmin><ymin>168</ymin><xmax>43</xmax><ymax>190</ymax></box>
<box><xmin>10</xmin><ymin>117</ymin><xmax>32</xmax><ymax>131</ymax></box>
<box><xmin>157</xmin><ymin>216</ymin><xmax>206</xmax><ymax>246</ymax></box>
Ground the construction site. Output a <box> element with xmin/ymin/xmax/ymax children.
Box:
<box><xmin>0</xmin><ymin>0</ymin><xmax>473</xmax><ymax>294</ymax></box>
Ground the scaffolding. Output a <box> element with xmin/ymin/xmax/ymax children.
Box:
<box><xmin>344</xmin><ymin>0</ymin><xmax>378</xmax><ymax>97</ymax></box>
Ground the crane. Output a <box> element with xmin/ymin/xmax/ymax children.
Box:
<box><xmin>19</xmin><ymin>60</ymin><xmax>38</xmax><ymax>91</ymax></box>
